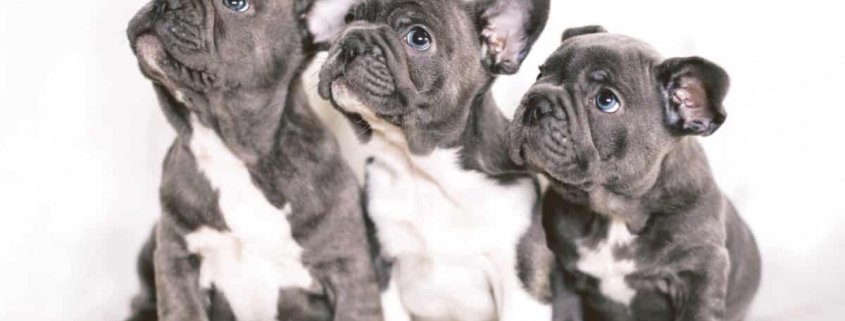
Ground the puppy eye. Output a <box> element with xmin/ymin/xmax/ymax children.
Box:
<box><xmin>405</xmin><ymin>26</ymin><xmax>432</xmax><ymax>51</ymax></box>
<box><xmin>222</xmin><ymin>0</ymin><xmax>249</xmax><ymax>12</ymax></box>
<box><xmin>595</xmin><ymin>89</ymin><xmax>620</xmax><ymax>113</ymax></box>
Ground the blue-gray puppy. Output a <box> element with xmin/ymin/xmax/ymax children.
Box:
<box><xmin>123</xmin><ymin>0</ymin><xmax>381</xmax><ymax>320</ymax></box>
<box><xmin>316</xmin><ymin>1</ymin><xmax>584</xmax><ymax>321</ymax></box>
<box><xmin>506</xmin><ymin>26</ymin><xmax>761</xmax><ymax>321</ymax></box>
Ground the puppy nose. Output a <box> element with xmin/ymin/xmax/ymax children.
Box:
<box><xmin>528</xmin><ymin>96</ymin><xmax>554</xmax><ymax>123</ymax></box>
<box><xmin>341</xmin><ymin>35</ymin><xmax>370</xmax><ymax>61</ymax></box>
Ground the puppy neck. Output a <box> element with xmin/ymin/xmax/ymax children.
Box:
<box><xmin>164</xmin><ymin>78</ymin><xmax>327</xmax><ymax>166</ymax></box>
<box><xmin>560</xmin><ymin>137</ymin><xmax>720</xmax><ymax>233</ymax></box>
<box><xmin>454</xmin><ymin>91</ymin><xmax>530</xmax><ymax>178</ymax></box>
<box><xmin>641</xmin><ymin>137</ymin><xmax>721</xmax><ymax>213</ymax></box>
<box><xmin>356</xmin><ymin>85</ymin><xmax>527</xmax><ymax>179</ymax></box>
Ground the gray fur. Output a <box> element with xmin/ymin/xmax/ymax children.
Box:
<box><xmin>124</xmin><ymin>0</ymin><xmax>380</xmax><ymax>320</ymax></box>
<box><xmin>317</xmin><ymin>1</ymin><xmax>581</xmax><ymax>320</ymax></box>
<box><xmin>318</xmin><ymin>0</ymin><xmax>549</xmax><ymax>158</ymax></box>
<box><xmin>506</xmin><ymin>26</ymin><xmax>761</xmax><ymax>321</ymax></box>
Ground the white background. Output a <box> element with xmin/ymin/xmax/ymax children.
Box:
<box><xmin>1</xmin><ymin>0</ymin><xmax>843</xmax><ymax>320</ymax></box>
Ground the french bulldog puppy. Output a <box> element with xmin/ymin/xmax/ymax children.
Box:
<box><xmin>317</xmin><ymin>1</ymin><xmax>580</xmax><ymax>321</ymax></box>
<box><xmin>506</xmin><ymin>26</ymin><xmax>761</xmax><ymax>321</ymax></box>
<box><xmin>123</xmin><ymin>0</ymin><xmax>382</xmax><ymax>320</ymax></box>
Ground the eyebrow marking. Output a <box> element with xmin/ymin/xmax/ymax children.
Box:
<box><xmin>589</xmin><ymin>70</ymin><xmax>611</xmax><ymax>82</ymax></box>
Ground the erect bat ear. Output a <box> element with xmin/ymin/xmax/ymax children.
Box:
<box><xmin>656</xmin><ymin>57</ymin><xmax>730</xmax><ymax>136</ymax></box>
<box><xmin>561</xmin><ymin>25</ymin><xmax>607</xmax><ymax>42</ymax></box>
<box><xmin>476</xmin><ymin>0</ymin><xmax>550</xmax><ymax>75</ymax></box>
<box><xmin>299</xmin><ymin>0</ymin><xmax>361</xmax><ymax>49</ymax></box>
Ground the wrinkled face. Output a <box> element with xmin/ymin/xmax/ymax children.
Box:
<box><xmin>319</xmin><ymin>0</ymin><xmax>489</xmax><ymax>154</ymax></box>
<box><xmin>127</xmin><ymin>0</ymin><xmax>308</xmax><ymax>103</ymax></box>
<box><xmin>318</xmin><ymin>0</ymin><xmax>549</xmax><ymax>155</ymax></box>
<box><xmin>127</xmin><ymin>0</ymin><xmax>357</xmax><ymax>159</ymax></box>
<box><xmin>507</xmin><ymin>34</ymin><xmax>672</xmax><ymax>190</ymax></box>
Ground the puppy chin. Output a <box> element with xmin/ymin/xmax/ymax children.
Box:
<box><xmin>330</xmin><ymin>81</ymin><xmax>411</xmax><ymax>147</ymax></box>
<box><xmin>330</xmin><ymin>82</ymin><xmax>373</xmax><ymax>118</ymax></box>
<box><xmin>546</xmin><ymin>172</ymin><xmax>594</xmax><ymax>191</ymax></box>
<box><xmin>134</xmin><ymin>34</ymin><xmax>168</xmax><ymax>82</ymax></box>
<box><xmin>522</xmin><ymin>148</ymin><xmax>593</xmax><ymax>189</ymax></box>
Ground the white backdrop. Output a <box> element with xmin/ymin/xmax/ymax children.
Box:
<box><xmin>1</xmin><ymin>0</ymin><xmax>843</xmax><ymax>320</ymax></box>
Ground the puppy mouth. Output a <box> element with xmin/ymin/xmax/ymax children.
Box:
<box><xmin>131</xmin><ymin>33</ymin><xmax>218</xmax><ymax>90</ymax></box>
<box><xmin>321</xmin><ymin>51</ymin><xmax>397</xmax><ymax>104</ymax></box>
<box><xmin>318</xmin><ymin>35</ymin><xmax>409</xmax><ymax>132</ymax></box>
<box><xmin>127</xmin><ymin>0</ymin><xmax>217</xmax><ymax>91</ymax></box>
<box><xmin>508</xmin><ymin>99</ymin><xmax>594</xmax><ymax>188</ymax></box>
<box><xmin>517</xmin><ymin>141</ymin><xmax>590</xmax><ymax>187</ymax></box>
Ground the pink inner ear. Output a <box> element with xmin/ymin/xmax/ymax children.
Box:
<box><xmin>481</xmin><ymin>27</ymin><xmax>507</xmax><ymax>56</ymax></box>
<box><xmin>671</xmin><ymin>77</ymin><xmax>708</xmax><ymax>110</ymax></box>
<box><xmin>480</xmin><ymin>0</ymin><xmax>530</xmax><ymax>73</ymax></box>
<box><xmin>672</xmin><ymin>77</ymin><xmax>719</xmax><ymax>134</ymax></box>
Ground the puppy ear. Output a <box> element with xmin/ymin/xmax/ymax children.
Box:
<box><xmin>656</xmin><ymin>57</ymin><xmax>730</xmax><ymax>136</ymax></box>
<box><xmin>477</xmin><ymin>0</ymin><xmax>551</xmax><ymax>74</ymax></box>
<box><xmin>299</xmin><ymin>0</ymin><xmax>360</xmax><ymax>48</ymax></box>
<box><xmin>561</xmin><ymin>25</ymin><xmax>607</xmax><ymax>42</ymax></box>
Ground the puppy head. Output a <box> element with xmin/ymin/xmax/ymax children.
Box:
<box><xmin>507</xmin><ymin>26</ymin><xmax>729</xmax><ymax>192</ymax></box>
<box><xmin>126</xmin><ymin>0</ymin><xmax>357</xmax><ymax>127</ymax></box>
<box><xmin>318</xmin><ymin>0</ymin><xmax>549</xmax><ymax>155</ymax></box>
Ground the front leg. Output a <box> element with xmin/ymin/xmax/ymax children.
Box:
<box><xmin>363</xmin><ymin>157</ymin><xmax>414</xmax><ymax>321</ymax></box>
<box><xmin>550</xmin><ymin>269</ymin><xmax>583</xmax><ymax>321</ymax></box>
<box><xmin>364</xmin><ymin>156</ymin><xmax>415</xmax><ymax>257</ymax></box>
<box><xmin>676</xmin><ymin>246</ymin><xmax>729</xmax><ymax>321</ymax></box>
<box><xmin>490</xmin><ymin>253</ymin><xmax>553</xmax><ymax>321</ymax></box>
<box><xmin>125</xmin><ymin>226</ymin><xmax>158</xmax><ymax>321</ymax></box>
<box><xmin>154</xmin><ymin>219</ymin><xmax>209</xmax><ymax>321</ymax></box>
<box><xmin>497</xmin><ymin>282</ymin><xmax>553</xmax><ymax>321</ymax></box>
<box><xmin>319</xmin><ymin>254</ymin><xmax>384</xmax><ymax>321</ymax></box>
<box><xmin>630</xmin><ymin>246</ymin><xmax>729</xmax><ymax>321</ymax></box>
<box><xmin>380</xmin><ymin>265</ymin><xmax>412</xmax><ymax>321</ymax></box>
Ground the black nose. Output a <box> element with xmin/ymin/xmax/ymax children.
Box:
<box><xmin>528</xmin><ymin>96</ymin><xmax>554</xmax><ymax>123</ymax></box>
<box><xmin>341</xmin><ymin>35</ymin><xmax>370</xmax><ymax>61</ymax></box>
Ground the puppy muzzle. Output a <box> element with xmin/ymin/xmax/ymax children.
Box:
<box><xmin>508</xmin><ymin>84</ymin><xmax>597</xmax><ymax>186</ymax></box>
<box><xmin>318</xmin><ymin>23</ymin><xmax>420</xmax><ymax>113</ymax></box>
<box><xmin>127</xmin><ymin>0</ymin><xmax>218</xmax><ymax>90</ymax></box>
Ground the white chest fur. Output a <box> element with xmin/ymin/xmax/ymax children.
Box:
<box><xmin>367</xmin><ymin>142</ymin><xmax>549</xmax><ymax>321</ymax></box>
<box><xmin>184</xmin><ymin>116</ymin><xmax>312</xmax><ymax>321</ymax></box>
<box><xmin>368</xmin><ymin>131</ymin><xmax>549</xmax><ymax>320</ymax></box>
<box><xmin>368</xmin><ymin>144</ymin><xmax>542</xmax><ymax>321</ymax></box>
<box><xmin>332</xmin><ymin>85</ymin><xmax>550</xmax><ymax>321</ymax></box>
<box><xmin>576</xmin><ymin>220</ymin><xmax>638</xmax><ymax>306</ymax></box>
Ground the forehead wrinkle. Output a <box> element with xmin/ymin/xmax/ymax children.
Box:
<box><xmin>388</xmin><ymin>0</ymin><xmax>458</xmax><ymax>29</ymax></box>
<box><xmin>559</xmin><ymin>39</ymin><xmax>660</xmax><ymax>91</ymax></box>
<box><xmin>552</xmin><ymin>46</ymin><xmax>624</xmax><ymax>86</ymax></box>
<box><xmin>609</xmin><ymin>48</ymin><xmax>660</xmax><ymax>98</ymax></box>
<box><xmin>355</xmin><ymin>0</ymin><xmax>383</xmax><ymax>20</ymax></box>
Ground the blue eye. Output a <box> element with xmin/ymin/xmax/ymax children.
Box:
<box><xmin>405</xmin><ymin>27</ymin><xmax>432</xmax><ymax>51</ymax></box>
<box><xmin>222</xmin><ymin>0</ymin><xmax>249</xmax><ymax>12</ymax></box>
<box><xmin>595</xmin><ymin>89</ymin><xmax>620</xmax><ymax>113</ymax></box>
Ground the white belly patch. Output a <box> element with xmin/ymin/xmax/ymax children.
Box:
<box><xmin>185</xmin><ymin>116</ymin><xmax>312</xmax><ymax>321</ymax></box>
<box><xmin>576</xmin><ymin>220</ymin><xmax>638</xmax><ymax>306</ymax></box>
